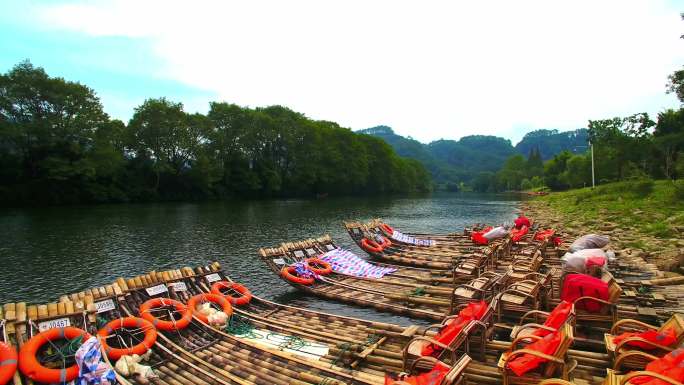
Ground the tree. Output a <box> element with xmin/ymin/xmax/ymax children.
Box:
<box><xmin>588</xmin><ymin>113</ymin><xmax>655</xmax><ymax>181</ymax></box>
<box><xmin>654</xmin><ymin>109</ymin><xmax>684</xmax><ymax>179</ymax></box>
<box><xmin>497</xmin><ymin>154</ymin><xmax>527</xmax><ymax>190</ymax></box>
<box><xmin>526</xmin><ymin>147</ymin><xmax>544</xmax><ymax>177</ymax></box>
<box><xmin>127</xmin><ymin>98</ymin><xmax>197</xmax><ymax>192</ymax></box>
<box><xmin>0</xmin><ymin>60</ymin><xmax>109</xmax><ymax>203</ymax></box>
<box><xmin>544</xmin><ymin>151</ymin><xmax>573</xmax><ymax>190</ymax></box>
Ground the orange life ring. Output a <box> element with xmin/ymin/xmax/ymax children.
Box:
<box><xmin>98</xmin><ymin>317</ymin><xmax>157</xmax><ymax>360</ymax></box>
<box><xmin>377</xmin><ymin>236</ymin><xmax>392</xmax><ymax>249</ymax></box>
<box><xmin>139</xmin><ymin>298</ymin><xmax>193</xmax><ymax>331</ymax></box>
<box><xmin>187</xmin><ymin>293</ymin><xmax>234</xmax><ymax>323</ymax></box>
<box><xmin>304</xmin><ymin>258</ymin><xmax>333</xmax><ymax>275</ymax></box>
<box><xmin>381</xmin><ymin>224</ymin><xmax>394</xmax><ymax>235</ymax></box>
<box><xmin>361</xmin><ymin>238</ymin><xmax>384</xmax><ymax>253</ymax></box>
<box><xmin>281</xmin><ymin>266</ymin><xmax>315</xmax><ymax>285</ymax></box>
<box><xmin>0</xmin><ymin>342</ymin><xmax>17</xmax><ymax>385</ymax></box>
<box><xmin>211</xmin><ymin>282</ymin><xmax>253</xmax><ymax>306</ymax></box>
<box><xmin>19</xmin><ymin>327</ymin><xmax>90</xmax><ymax>383</ymax></box>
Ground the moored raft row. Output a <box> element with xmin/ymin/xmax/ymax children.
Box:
<box><xmin>3</xmin><ymin>218</ymin><xmax>684</xmax><ymax>385</ymax></box>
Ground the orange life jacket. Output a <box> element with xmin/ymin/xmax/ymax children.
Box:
<box><xmin>507</xmin><ymin>331</ymin><xmax>561</xmax><ymax>377</ymax></box>
<box><xmin>511</xmin><ymin>226</ymin><xmax>529</xmax><ymax>242</ymax></box>
<box><xmin>534</xmin><ymin>229</ymin><xmax>555</xmax><ymax>241</ymax></box>
<box><xmin>613</xmin><ymin>327</ymin><xmax>677</xmax><ymax>350</ymax></box>
<box><xmin>532</xmin><ymin>301</ymin><xmax>572</xmax><ymax>337</ymax></box>
<box><xmin>420</xmin><ymin>301</ymin><xmax>488</xmax><ymax>356</ymax></box>
<box><xmin>514</xmin><ymin>216</ymin><xmax>530</xmax><ymax>229</ymax></box>
<box><xmin>560</xmin><ymin>274</ymin><xmax>609</xmax><ymax>313</ymax></box>
<box><xmin>630</xmin><ymin>348</ymin><xmax>684</xmax><ymax>385</ymax></box>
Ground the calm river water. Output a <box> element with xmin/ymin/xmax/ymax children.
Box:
<box><xmin>0</xmin><ymin>193</ymin><xmax>520</xmax><ymax>325</ymax></box>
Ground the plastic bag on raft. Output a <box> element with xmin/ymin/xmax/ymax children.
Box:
<box><xmin>483</xmin><ymin>226</ymin><xmax>508</xmax><ymax>240</ymax></box>
<box><xmin>114</xmin><ymin>354</ymin><xmax>156</xmax><ymax>379</ymax></box>
<box><xmin>561</xmin><ymin>249</ymin><xmax>606</xmax><ymax>273</ymax></box>
<box><xmin>208</xmin><ymin>311</ymin><xmax>229</xmax><ymax>327</ymax></box>
<box><xmin>74</xmin><ymin>336</ymin><xmax>117</xmax><ymax>384</ymax></box>
<box><xmin>568</xmin><ymin>234</ymin><xmax>610</xmax><ymax>252</ymax></box>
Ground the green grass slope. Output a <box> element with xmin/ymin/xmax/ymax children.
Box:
<box><xmin>537</xmin><ymin>180</ymin><xmax>684</xmax><ymax>264</ymax></box>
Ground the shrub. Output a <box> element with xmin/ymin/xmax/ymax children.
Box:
<box><xmin>666</xmin><ymin>180</ymin><xmax>684</xmax><ymax>203</ymax></box>
<box><xmin>625</xmin><ymin>178</ymin><xmax>654</xmax><ymax>197</ymax></box>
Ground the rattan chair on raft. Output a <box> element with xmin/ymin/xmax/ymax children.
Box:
<box><xmin>451</xmin><ymin>271</ymin><xmax>508</xmax><ymax>306</ymax></box>
<box><xmin>510</xmin><ymin>301</ymin><xmax>576</xmax><ymax>340</ymax></box>
<box><xmin>498</xmin><ymin>324</ymin><xmax>576</xmax><ymax>385</ymax></box>
<box><xmin>604</xmin><ymin>314</ymin><xmax>684</xmax><ymax>369</ymax></box>
<box><xmin>604</xmin><ymin>350</ymin><xmax>684</xmax><ymax>385</ymax></box>
<box><xmin>572</xmin><ymin>272</ymin><xmax>623</xmax><ymax>326</ymax></box>
<box><xmin>403</xmin><ymin>299</ymin><xmax>496</xmax><ymax>368</ymax></box>
<box><xmin>453</xmin><ymin>253</ymin><xmax>490</xmax><ymax>278</ymax></box>
<box><xmin>389</xmin><ymin>354</ymin><xmax>472</xmax><ymax>385</ymax></box>
<box><xmin>496</xmin><ymin>270</ymin><xmax>555</xmax><ymax>322</ymax></box>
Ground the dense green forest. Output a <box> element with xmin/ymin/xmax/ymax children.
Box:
<box><xmin>477</xmin><ymin>109</ymin><xmax>684</xmax><ymax>192</ymax></box>
<box><xmin>0</xmin><ymin>61</ymin><xmax>432</xmax><ymax>206</ymax></box>
<box><xmin>358</xmin><ymin>126</ymin><xmax>588</xmax><ymax>189</ymax></box>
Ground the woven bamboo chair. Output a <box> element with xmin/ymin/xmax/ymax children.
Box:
<box><xmin>605</xmin><ymin>314</ymin><xmax>684</xmax><ymax>369</ymax></box>
<box><xmin>573</xmin><ymin>272</ymin><xmax>622</xmax><ymax>326</ymax></box>
<box><xmin>450</xmin><ymin>271</ymin><xmax>507</xmax><ymax>307</ymax></box>
<box><xmin>604</xmin><ymin>367</ymin><xmax>683</xmax><ymax>385</ymax></box>
<box><xmin>606</xmin><ymin>350</ymin><xmax>684</xmax><ymax>385</ymax></box>
<box><xmin>497</xmin><ymin>270</ymin><xmax>554</xmax><ymax>322</ymax></box>
<box><xmin>498</xmin><ymin>324</ymin><xmax>576</xmax><ymax>385</ymax></box>
<box><xmin>392</xmin><ymin>355</ymin><xmax>472</xmax><ymax>385</ymax></box>
<box><xmin>404</xmin><ymin>298</ymin><xmax>496</xmax><ymax>369</ymax></box>
<box><xmin>510</xmin><ymin>251</ymin><xmax>544</xmax><ymax>273</ymax></box>
<box><xmin>538</xmin><ymin>380</ymin><xmax>575</xmax><ymax>385</ymax></box>
<box><xmin>510</xmin><ymin>302</ymin><xmax>576</xmax><ymax>340</ymax></box>
<box><xmin>453</xmin><ymin>253</ymin><xmax>489</xmax><ymax>277</ymax></box>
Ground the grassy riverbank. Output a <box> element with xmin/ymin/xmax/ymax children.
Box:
<box><xmin>522</xmin><ymin>179</ymin><xmax>684</xmax><ymax>271</ymax></box>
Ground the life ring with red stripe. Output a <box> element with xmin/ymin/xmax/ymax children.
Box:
<box><xmin>19</xmin><ymin>327</ymin><xmax>90</xmax><ymax>383</ymax></box>
<box><xmin>211</xmin><ymin>282</ymin><xmax>253</xmax><ymax>306</ymax></box>
<box><xmin>361</xmin><ymin>238</ymin><xmax>384</xmax><ymax>253</ymax></box>
<box><xmin>0</xmin><ymin>342</ymin><xmax>17</xmax><ymax>385</ymax></box>
<box><xmin>281</xmin><ymin>266</ymin><xmax>315</xmax><ymax>285</ymax></box>
<box><xmin>187</xmin><ymin>293</ymin><xmax>234</xmax><ymax>323</ymax></box>
<box><xmin>381</xmin><ymin>224</ymin><xmax>394</xmax><ymax>236</ymax></box>
<box><xmin>139</xmin><ymin>298</ymin><xmax>192</xmax><ymax>331</ymax></box>
<box><xmin>377</xmin><ymin>236</ymin><xmax>392</xmax><ymax>249</ymax></box>
<box><xmin>98</xmin><ymin>317</ymin><xmax>157</xmax><ymax>360</ymax></box>
<box><xmin>304</xmin><ymin>258</ymin><xmax>333</xmax><ymax>275</ymax></box>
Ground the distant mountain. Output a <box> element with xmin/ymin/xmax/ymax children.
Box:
<box><xmin>515</xmin><ymin>129</ymin><xmax>589</xmax><ymax>160</ymax></box>
<box><xmin>357</xmin><ymin>126</ymin><xmax>588</xmax><ymax>185</ymax></box>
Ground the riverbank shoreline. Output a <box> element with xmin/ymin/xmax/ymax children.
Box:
<box><xmin>519</xmin><ymin>185</ymin><xmax>684</xmax><ymax>276</ymax></box>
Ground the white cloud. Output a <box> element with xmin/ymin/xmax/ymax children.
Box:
<box><xmin>36</xmin><ymin>0</ymin><xmax>684</xmax><ymax>143</ymax></box>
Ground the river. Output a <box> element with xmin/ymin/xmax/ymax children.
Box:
<box><xmin>0</xmin><ymin>192</ymin><xmax>520</xmax><ymax>325</ymax></box>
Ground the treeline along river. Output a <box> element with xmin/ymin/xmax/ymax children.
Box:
<box><xmin>0</xmin><ymin>193</ymin><xmax>520</xmax><ymax>324</ymax></box>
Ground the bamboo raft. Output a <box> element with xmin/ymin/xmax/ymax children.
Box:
<box><xmin>344</xmin><ymin>221</ymin><xmax>508</xmax><ymax>270</ymax></box>
<box><xmin>4</xmin><ymin>219</ymin><xmax>684</xmax><ymax>385</ymax></box>
<box><xmin>258</xmin><ymin>235</ymin><xmax>457</xmax><ymax>320</ymax></box>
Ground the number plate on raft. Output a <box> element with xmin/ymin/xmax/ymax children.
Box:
<box><xmin>205</xmin><ymin>273</ymin><xmax>221</xmax><ymax>283</ymax></box>
<box><xmin>95</xmin><ymin>299</ymin><xmax>116</xmax><ymax>313</ymax></box>
<box><xmin>38</xmin><ymin>317</ymin><xmax>71</xmax><ymax>332</ymax></box>
<box><xmin>169</xmin><ymin>282</ymin><xmax>187</xmax><ymax>292</ymax></box>
<box><xmin>272</xmin><ymin>258</ymin><xmax>286</xmax><ymax>265</ymax></box>
<box><xmin>146</xmin><ymin>284</ymin><xmax>168</xmax><ymax>296</ymax></box>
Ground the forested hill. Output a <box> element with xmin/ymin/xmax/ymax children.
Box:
<box><xmin>357</xmin><ymin>126</ymin><xmax>588</xmax><ymax>185</ymax></box>
<box><xmin>0</xmin><ymin>62</ymin><xmax>432</xmax><ymax>206</ymax></box>
<box><xmin>515</xmin><ymin>129</ymin><xmax>589</xmax><ymax>160</ymax></box>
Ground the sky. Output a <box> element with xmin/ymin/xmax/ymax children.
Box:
<box><xmin>1</xmin><ymin>0</ymin><xmax>683</xmax><ymax>144</ymax></box>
